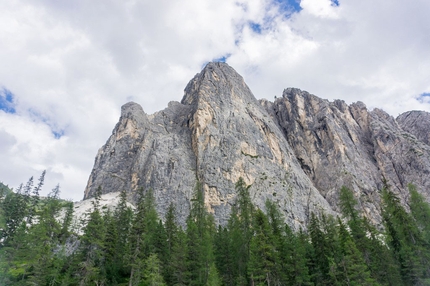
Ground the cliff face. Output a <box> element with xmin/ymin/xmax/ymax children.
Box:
<box><xmin>84</xmin><ymin>62</ymin><xmax>430</xmax><ymax>227</ymax></box>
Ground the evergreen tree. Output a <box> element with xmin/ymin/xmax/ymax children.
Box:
<box><xmin>114</xmin><ymin>189</ymin><xmax>133</xmax><ymax>279</ymax></box>
<box><xmin>308</xmin><ymin>212</ymin><xmax>331</xmax><ymax>285</ymax></box>
<box><xmin>247</xmin><ymin>209</ymin><xmax>279</xmax><ymax>286</ymax></box>
<box><xmin>226</xmin><ymin>177</ymin><xmax>254</xmax><ymax>285</ymax></box>
<box><xmin>144</xmin><ymin>253</ymin><xmax>166</xmax><ymax>286</ymax></box>
<box><xmin>330</xmin><ymin>218</ymin><xmax>378</xmax><ymax>286</ymax></box>
<box><xmin>26</xmin><ymin>185</ymin><xmax>64</xmax><ymax>285</ymax></box>
<box><xmin>409</xmin><ymin>183</ymin><xmax>430</xmax><ymax>244</ymax></box>
<box><xmin>78</xmin><ymin>186</ymin><xmax>107</xmax><ymax>286</ymax></box>
<box><xmin>163</xmin><ymin>203</ymin><xmax>178</xmax><ymax>285</ymax></box>
<box><xmin>103</xmin><ymin>209</ymin><xmax>121</xmax><ymax>284</ymax></box>
<box><xmin>170</xmin><ymin>226</ymin><xmax>189</xmax><ymax>285</ymax></box>
<box><xmin>382</xmin><ymin>187</ymin><xmax>429</xmax><ymax>285</ymax></box>
<box><xmin>186</xmin><ymin>182</ymin><xmax>217</xmax><ymax>285</ymax></box>
<box><xmin>129</xmin><ymin>188</ymin><xmax>160</xmax><ymax>285</ymax></box>
<box><xmin>283</xmin><ymin>225</ymin><xmax>312</xmax><ymax>285</ymax></box>
<box><xmin>206</xmin><ymin>262</ymin><xmax>222</xmax><ymax>286</ymax></box>
<box><xmin>339</xmin><ymin>186</ymin><xmax>403</xmax><ymax>285</ymax></box>
<box><xmin>214</xmin><ymin>225</ymin><xmax>234</xmax><ymax>285</ymax></box>
<box><xmin>0</xmin><ymin>184</ymin><xmax>26</xmax><ymax>245</ymax></box>
<box><xmin>59</xmin><ymin>200</ymin><xmax>74</xmax><ymax>243</ymax></box>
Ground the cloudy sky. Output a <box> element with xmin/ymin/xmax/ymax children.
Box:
<box><xmin>1</xmin><ymin>0</ymin><xmax>430</xmax><ymax>201</ymax></box>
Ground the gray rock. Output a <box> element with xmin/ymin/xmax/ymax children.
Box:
<box><xmin>85</xmin><ymin>63</ymin><xmax>333</xmax><ymax>228</ymax></box>
<box><xmin>263</xmin><ymin>88</ymin><xmax>430</xmax><ymax>225</ymax></box>
<box><xmin>397</xmin><ymin>110</ymin><xmax>430</xmax><ymax>146</ymax></box>
<box><xmin>84</xmin><ymin>62</ymin><xmax>430</xmax><ymax>228</ymax></box>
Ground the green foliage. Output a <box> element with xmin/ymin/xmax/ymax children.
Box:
<box><xmin>409</xmin><ymin>183</ymin><xmax>430</xmax><ymax>244</ymax></box>
<box><xmin>382</xmin><ymin>187</ymin><xmax>430</xmax><ymax>285</ymax></box>
<box><xmin>248</xmin><ymin>209</ymin><xmax>280</xmax><ymax>286</ymax></box>
<box><xmin>186</xmin><ymin>182</ymin><xmax>216</xmax><ymax>285</ymax></box>
<box><xmin>2</xmin><ymin>176</ymin><xmax>430</xmax><ymax>286</ymax></box>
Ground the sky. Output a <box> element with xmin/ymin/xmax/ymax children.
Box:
<box><xmin>1</xmin><ymin>0</ymin><xmax>430</xmax><ymax>201</ymax></box>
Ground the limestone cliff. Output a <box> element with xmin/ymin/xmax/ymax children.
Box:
<box><xmin>84</xmin><ymin>62</ymin><xmax>430</xmax><ymax>227</ymax></box>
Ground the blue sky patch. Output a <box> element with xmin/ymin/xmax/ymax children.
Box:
<box><xmin>28</xmin><ymin>108</ymin><xmax>65</xmax><ymax>139</ymax></box>
<box><xmin>0</xmin><ymin>88</ymin><xmax>16</xmax><ymax>114</ymax></box>
<box><xmin>418</xmin><ymin>92</ymin><xmax>430</xmax><ymax>103</ymax></box>
<box><xmin>249</xmin><ymin>22</ymin><xmax>262</xmax><ymax>34</ymax></box>
<box><xmin>331</xmin><ymin>0</ymin><xmax>340</xmax><ymax>7</ymax></box>
<box><xmin>52</xmin><ymin>130</ymin><xmax>65</xmax><ymax>139</ymax></box>
<box><xmin>274</xmin><ymin>0</ymin><xmax>302</xmax><ymax>15</ymax></box>
<box><xmin>212</xmin><ymin>54</ymin><xmax>231</xmax><ymax>63</ymax></box>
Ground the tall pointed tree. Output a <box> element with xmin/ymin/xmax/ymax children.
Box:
<box><xmin>186</xmin><ymin>182</ymin><xmax>217</xmax><ymax>285</ymax></box>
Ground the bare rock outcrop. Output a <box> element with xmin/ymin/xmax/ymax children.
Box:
<box><xmin>84</xmin><ymin>62</ymin><xmax>430</xmax><ymax>227</ymax></box>
<box><xmin>263</xmin><ymin>88</ymin><xmax>430</xmax><ymax>224</ymax></box>
<box><xmin>397</xmin><ymin>110</ymin><xmax>430</xmax><ymax>146</ymax></box>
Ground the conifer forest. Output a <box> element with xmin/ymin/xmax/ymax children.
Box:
<box><xmin>1</xmin><ymin>174</ymin><xmax>430</xmax><ymax>285</ymax></box>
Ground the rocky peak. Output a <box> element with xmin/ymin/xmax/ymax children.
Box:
<box><xmin>181</xmin><ymin>62</ymin><xmax>256</xmax><ymax>108</ymax></box>
<box><xmin>84</xmin><ymin>62</ymin><xmax>430</xmax><ymax>228</ymax></box>
<box><xmin>397</xmin><ymin>110</ymin><xmax>430</xmax><ymax>146</ymax></box>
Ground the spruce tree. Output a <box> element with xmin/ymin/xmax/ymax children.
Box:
<box><xmin>247</xmin><ymin>209</ymin><xmax>279</xmax><ymax>286</ymax></box>
<box><xmin>129</xmin><ymin>188</ymin><xmax>160</xmax><ymax>286</ymax></box>
<box><xmin>78</xmin><ymin>186</ymin><xmax>107</xmax><ymax>286</ymax></box>
<box><xmin>382</xmin><ymin>187</ymin><xmax>428</xmax><ymax>285</ymax></box>
<box><xmin>409</xmin><ymin>184</ymin><xmax>430</xmax><ymax>244</ymax></box>
<box><xmin>308</xmin><ymin>212</ymin><xmax>329</xmax><ymax>284</ymax></box>
<box><xmin>283</xmin><ymin>225</ymin><xmax>312</xmax><ymax>285</ymax></box>
<box><xmin>144</xmin><ymin>253</ymin><xmax>166</xmax><ymax>286</ymax></box>
<box><xmin>226</xmin><ymin>177</ymin><xmax>254</xmax><ymax>284</ymax></box>
<box><xmin>163</xmin><ymin>203</ymin><xmax>179</xmax><ymax>285</ymax></box>
<box><xmin>170</xmin><ymin>226</ymin><xmax>188</xmax><ymax>285</ymax></box>
<box><xmin>186</xmin><ymin>182</ymin><xmax>217</xmax><ymax>285</ymax></box>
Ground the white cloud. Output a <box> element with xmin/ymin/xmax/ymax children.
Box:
<box><xmin>0</xmin><ymin>0</ymin><xmax>429</xmax><ymax>200</ymax></box>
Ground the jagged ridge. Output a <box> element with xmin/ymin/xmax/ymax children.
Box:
<box><xmin>84</xmin><ymin>62</ymin><xmax>430</xmax><ymax>227</ymax></box>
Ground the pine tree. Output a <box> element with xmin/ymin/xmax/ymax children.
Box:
<box><xmin>308</xmin><ymin>212</ymin><xmax>330</xmax><ymax>284</ymax></box>
<box><xmin>382</xmin><ymin>187</ymin><xmax>428</xmax><ymax>285</ymax></box>
<box><xmin>226</xmin><ymin>177</ymin><xmax>254</xmax><ymax>285</ymax></box>
<box><xmin>265</xmin><ymin>200</ymin><xmax>288</xmax><ymax>284</ymax></box>
<box><xmin>409</xmin><ymin>183</ymin><xmax>430</xmax><ymax>244</ymax></box>
<box><xmin>103</xmin><ymin>209</ymin><xmax>121</xmax><ymax>284</ymax></box>
<box><xmin>78</xmin><ymin>186</ymin><xmax>107</xmax><ymax>286</ymax></box>
<box><xmin>330</xmin><ymin>218</ymin><xmax>378</xmax><ymax>286</ymax></box>
<box><xmin>170</xmin><ymin>226</ymin><xmax>188</xmax><ymax>285</ymax></box>
<box><xmin>283</xmin><ymin>225</ymin><xmax>312</xmax><ymax>285</ymax></box>
<box><xmin>59</xmin><ymin>200</ymin><xmax>74</xmax><ymax>243</ymax></box>
<box><xmin>26</xmin><ymin>185</ymin><xmax>64</xmax><ymax>285</ymax></box>
<box><xmin>0</xmin><ymin>184</ymin><xmax>26</xmax><ymax>245</ymax></box>
<box><xmin>214</xmin><ymin>225</ymin><xmax>234</xmax><ymax>285</ymax></box>
<box><xmin>163</xmin><ymin>203</ymin><xmax>178</xmax><ymax>285</ymax></box>
<box><xmin>186</xmin><ymin>182</ymin><xmax>217</xmax><ymax>285</ymax></box>
<box><xmin>144</xmin><ymin>253</ymin><xmax>166</xmax><ymax>286</ymax></box>
<box><xmin>206</xmin><ymin>262</ymin><xmax>222</xmax><ymax>286</ymax></box>
<box><xmin>129</xmin><ymin>188</ymin><xmax>160</xmax><ymax>285</ymax></box>
<box><xmin>247</xmin><ymin>209</ymin><xmax>279</xmax><ymax>286</ymax></box>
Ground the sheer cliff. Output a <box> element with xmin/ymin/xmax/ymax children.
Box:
<box><xmin>84</xmin><ymin>62</ymin><xmax>430</xmax><ymax>227</ymax></box>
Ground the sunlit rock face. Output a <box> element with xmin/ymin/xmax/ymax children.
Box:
<box><xmin>84</xmin><ymin>62</ymin><xmax>430</xmax><ymax>228</ymax></box>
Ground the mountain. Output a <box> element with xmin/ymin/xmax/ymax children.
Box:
<box><xmin>84</xmin><ymin>62</ymin><xmax>430</xmax><ymax>228</ymax></box>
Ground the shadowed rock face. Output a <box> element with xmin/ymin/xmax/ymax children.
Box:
<box><xmin>84</xmin><ymin>62</ymin><xmax>430</xmax><ymax>227</ymax></box>
<box><xmin>262</xmin><ymin>88</ymin><xmax>430</xmax><ymax>224</ymax></box>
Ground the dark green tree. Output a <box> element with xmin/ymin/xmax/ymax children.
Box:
<box><xmin>247</xmin><ymin>209</ymin><xmax>279</xmax><ymax>286</ymax></box>
<box><xmin>129</xmin><ymin>188</ymin><xmax>160</xmax><ymax>285</ymax></box>
<box><xmin>409</xmin><ymin>183</ymin><xmax>430</xmax><ymax>244</ymax></box>
<box><xmin>163</xmin><ymin>203</ymin><xmax>178</xmax><ymax>285</ymax></box>
<box><xmin>226</xmin><ymin>177</ymin><xmax>254</xmax><ymax>284</ymax></box>
<box><xmin>78</xmin><ymin>186</ymin><xmax>107</xmax><ymax>286</ymax></box>
<box><xmin>382</xmin><ymin>187</ymin><xmax>429</xmax><ymax>285</ymax></box>
<box><xmin>186</xmin><ymin>182</ymin><xmax>217</xmax><ymax>285</ymax></box>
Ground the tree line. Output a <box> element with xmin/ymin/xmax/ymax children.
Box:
<box><xmin>1</xmin><ymin>175</ymin><xmax>430</xmax><ymax>285</ymax></box>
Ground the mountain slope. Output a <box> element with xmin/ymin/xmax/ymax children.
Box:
<box><xmin>84</xmin><ymin>62</ymin><xmax>430</xmax><ymax>227</ymax></box>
